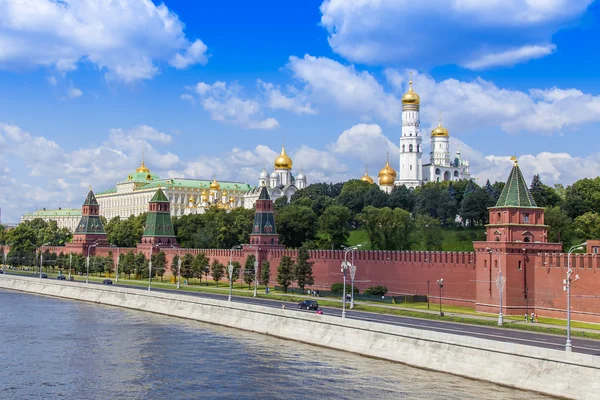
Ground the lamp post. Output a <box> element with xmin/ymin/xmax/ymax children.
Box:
<box><xmin>148</xmin><ymin>244</ymin><xmax>160</xmax><ymax>291</ymax></box>
<box><xmin>68</xmin><ymin>253</ymin><xmax>72</xmax><ymax>279</ymax></box>
<box><xmin>229</xmin><ymin>244</ymin><xmax>242</xmax><ymax>302</ymax></box>
<box><xmin>39</xmin><ymin>242</ymin><xmax>51</xmax><ymax>278</ymax></box>
<box><xmin>565</xmin><ymin>242</ymin><xmax>586</xmax><ymax>352</ymax></box>
<box><xmin>2</xmin><ymin>248</ymin><xmax>7</xmax><ymax>274</ymax></box>
<box><xmin>172</xmin><ymin>246</ymin><xmax>182</xmax><ymax>290</ymax></box>
<box><xmin>86</xmin><ymin>241</ymin><xmax>99</xmax><ymax>284</ymax></box>
<box><xmin>437</xmin><ymin>278</ymin><xmax>444</xmax><ymax>317</ymax></box>
<box><xmin>342</xmin><ymin>245</ymin><xmax>361</xmax><ymax>318</ymax></box>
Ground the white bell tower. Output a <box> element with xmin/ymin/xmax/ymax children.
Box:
<box><xmin>397</xmin><ymin>73</ymin><xmax>423</xmax><ymax>189</ymax></box>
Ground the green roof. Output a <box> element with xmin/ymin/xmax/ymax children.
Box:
<box><xmin>96</xmin><ymin>188</ymin><xmax>117</xmax><ymax>195</ymax></box>
<box><xmin>23</xmin><ymin>209</ymin><xmax>81</xmax><ymax>217</ymax></box>
<box><xmin>97</xmin><ymin>178</ymin><xmax>254</xmax><ymax>197</ymax></box>
<box><xmin>494</xmin><ymin>161</ymin><xmax>537</xmax><ymax>208</ymax></box>
<box><xmin>150</xmin><ymin>188</ymin><xmax>169</xmax><ymax>203</ymax></box>
<box><xmin>83</xmin><ymin>190</ymin><xmax>99</xmax><ymax>206</ymax></box>
<box><xmin>74</xmin><ymin>215</ymin><xmax>106</xmax><ymax>234</ymax></box>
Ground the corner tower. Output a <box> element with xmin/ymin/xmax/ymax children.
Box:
<box><xmin>474</xmin><ymin>157</ymin><xmax>561</xmax><ymax>316</ymax></box>
<box><xmin>397</xmin><ymin>77</ymin><xmax>423</xmax><ymax>189</ymax></box>
<box><xmin>141</xmin><ymin>188</ymin><xmax>178</xmax><ymax>247</ymax></box>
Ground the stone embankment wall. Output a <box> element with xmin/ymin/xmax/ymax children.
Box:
<box><xmin>1</xmin><ymin>275</ymin><xmax>598</xmax><ymax>400</ymax></box>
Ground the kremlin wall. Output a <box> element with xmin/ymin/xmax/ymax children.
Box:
<box><xmin>9</xmin><ymin>160</ymin><xmax>600</xmax><ymax>324</ymax></box>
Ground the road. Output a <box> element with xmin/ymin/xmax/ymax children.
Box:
<box><xmin>6</xmin><ymin>272</ymin><xmax>600</xmax><ymax>356</ymax></box>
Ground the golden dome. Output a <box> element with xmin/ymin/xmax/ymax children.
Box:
<box><xmin>188</xmin><ymin>195</ymin><xmax>196</xmax><ymax>204</ymax></box>
<box><xmin>431</xmin><ymin>112</ymin><xmax>449</xmax><ymax>137</ymax></box>
<box><xmin>274</xmin><ymin>145</ymin><xmax>293</xmax><ymax>170</ymax></box>
<box><xmin>136</xmin><ymin>161</ymin><xmax>150</xmax><ymax>173</ymax></box>
<box><xmin>229</xmin><ymin>196</ymin><xmax>235</xmax><ymax>203</ymax></box>
<box><xmin>378</xmin><ymin>157</ymin><xmax>397</xmax><ymax>187</ymax></box>
<box><xmin>210</xmin><ymin>178</ymin><xmax>220</xmax><ymax>191</ymax></box>
<box><xmin>360</xmin><ymin>166</ymin><xmax>374</xmax><ymax>184</ymax></box>
<box><xmin>222</xmin><ymin>191</ymin><xmax>228</xmax><ymax>197</ymax></box>
<box><xmin>201</xmin><ymin>190</ymin><xmax>208</xmax><ymax>201</ymax></box>
<box><xmin>402</xmin><ymin>80</ymin><xmax>420</xmax><ymax>105</ymax></box>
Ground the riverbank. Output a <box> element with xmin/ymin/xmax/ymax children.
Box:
<box><xmin>1</xmin><ymin>274</ymin><xmax>598</xmax><ymax>400</ymax></box>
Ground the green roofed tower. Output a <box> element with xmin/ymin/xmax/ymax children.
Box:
<box><xmin>248</xmin><ymin>185</ymin><xmax>283</xmax><ymax>248</ymax></box>
<box><xmin>485</xmin><ymin>157</ymin><xmax>549</xmax><ymax>243</ymax></box>
<box><xmin>67</xmin><ymin>188</ymin><xmax>108</xmax><ymax>253</ymax></box>
<box><xmin>141</xmin><ymin>188</ymin><xmax>178</xmax><ymax>247</ymax></box>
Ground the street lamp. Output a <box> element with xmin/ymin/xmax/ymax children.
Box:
<box><xmin>171</xmin><ymin>246</ymin><xmax>182</xmax><ymax>290</ymax></box>
<box><xmin>86</xmin><ymin>241</ymin><xmax>100</xmax><ymax>284</ymax></box>
<box><xmin>565</xmin><ymin>242</ymin><xmax>586</xmax><ymax>352</ymax></box>
<box><xmin>342</xmin><ymin>245</ymin><xmax>361</xmax><ymax>318</ymax></box>
<box><xmin>229</xmin><ymin>244</ymin><xmax>242</xmax><ymax>302</ymax></box>
<box><xmin>148</xmin><ymin>244</ymin><xmax>160</xmax><ymax>291</ymax></box>
<box><xmin>39</xmin><ymin>242</ymin><xmax>51</xmax><ymax>278</ymax></box>
<box><xmin>437</xmin><ymin>278</ymin><xmax>444</xmax><ymax>317</ymax></box>
<box><xmin>349</xmin><ymin>245</ymin><xmax>361</xmax><ymax>309</ymax></box>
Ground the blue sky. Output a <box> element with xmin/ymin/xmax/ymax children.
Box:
<box><xmin>1</xmin><ymin>0</ymin><xmax>600</xmax><ymax>222</ymax></box>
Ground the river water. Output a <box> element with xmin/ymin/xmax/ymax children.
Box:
<box><xmin>0</xmin><ymin>289</ymin><xmax>554</xmax><ymax>400</ymax></box>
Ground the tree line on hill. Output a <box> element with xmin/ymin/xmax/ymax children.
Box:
<box><xmin>2</xmin><ymin>175</ymin><xmax>600</xmax><ymax>254</ymax></box>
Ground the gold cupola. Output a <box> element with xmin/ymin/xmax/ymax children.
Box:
<box><xmin>201</xmin><ymin>189</ymin><xmax>208</xmax><ymax>202</ymax></box>
<box><xmin>188</xmin><ymin>195</ymin><xmax>196</xmax><ymax>204</ymax></box>
<box><xmin>402</xmin><ymin>79</ymin><xmax>420</xmax><ymax>106</ymax></box>
<box><xmin>378</xmin><ymin>155</ymin><xmax>397</xmax><ymax>186</ymax></box>
<box><xmin>210</xmin><ymin>178</ymin><xmax>220</xmax><ymax>191</ymax></box>
<box><xmin>360</xmin><ymin>165</ymin><xmax>374</xmax><ymax>184</ymax></box>
<box><xmin>431</xmin><ymin>112</ymin><xmax>449</xmax><ymax>137</ymax></box>
<box><xmin>136</xmin><ymin>160</ymin><xmax>150</xmax><ymax>173</ymax></box>
<box><xmin>274</xmin><ymin>145</ymin><xmax>293</xmax><ymax>170</ymax></box>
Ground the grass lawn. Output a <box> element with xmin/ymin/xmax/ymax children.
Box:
<box><xmin>348</xmin><ymin>227</ymin><xmax>485</xmax><ymax>252</ymax></box>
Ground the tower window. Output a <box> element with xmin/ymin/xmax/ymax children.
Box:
<box><xmin>518</xmin><ymin>261</ymin><xmax>522</xmax><ymax>271</ymax></box>
<box><xmin>409</xmin><ymin>144</ymin><xmax>413</xmax><ymax>152</ymax></box>
<box><xmin>410</xmin><ymin>165</ymin><xmax>412</xmax><ymax>170</ymax></box>
<box><xmin>523</xmin><ymin>213</ymin><xmax>530</xmax><ymax>223</ymax></box>
<box><xmin>402</xmin><ymin>145</ymin><xmax>405</xmax><ymax>152</ymax></box>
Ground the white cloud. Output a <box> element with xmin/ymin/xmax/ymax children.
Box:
<box><xmin>319</xmin><ymin>0</ymin><xmax>592</xmax><ymax>68</ymax></box>
<box><xmin>330</xmin><ymin>123</ymin><xmax>398</xmax><ymax>166</ymax></box>
<box><xmin>0</xmin><ymin>0</ymin><xmax>209</xmax><ymax>82</ymax></box>
<box><xmin>287</xmin><ymin>54</ymin><xmax>402</xmax><ymax>123</ymax></box>
<box><xmin>258</xmin><ymin>80</ymin><xmax>317</xmax><ymax>115</ymax></box>
<box><xmin>186</xmin><ymin>81</ymin><xmax>279</xmax><ymax>130</ymax></box>
<box><xmin>66</xmin><ymin>86</ymin><xmax>82</xmax><ymax>99</ymax></box>
<box><xmin>464</xmin><ymin>44</ymin><xmax>557</xmax><ymax>70</ymax></box>
<box><xmin>47</xmin><ymin>76</ymin><xmax>57</xmax><ymax>86</ymax></box>
<box><xmin>180</xmin><ymin>94</ymin><xmax>195</xmax><ymax>104</ymax></box>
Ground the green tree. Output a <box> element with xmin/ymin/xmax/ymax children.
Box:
<box><xmin>171</xmin><ymin>254</ymin><xmax>180</xmax><ymax>281</ymax></box>
<box><xmin>105</xmin><ymin>214</ymin><xmax>147</xmax><ymax>247</ymax></box>
<box><xmin>293</xmin><ymin>247</ymin><xmax>314</xmax><ymax>293</ymax></box>
<box><xmin>529</xmin><ymin>175</ymin><xmax>562</xmax><ymax>208</ymax></box>
<box><xmin>261</xmin><ymin>260</ymin><xmax>271</xmax><ymax>287</ymax></box>
<box><xmin>230</xmin><ymin>261</ymin><xmax>242</xmax><ymax>287</ymax></box>
<box><xmin>104</xmin><ymin>251</ymin><xmax>115</xmax><ymax>276</ymax></box>
<box><xmin>122</xmin><ymin>251</ymin><xmax>136</xmax><ymax>278</ymax></box>
<box><xmin>358</xmin><ymin>206</ymin><xmax>415</xmax><ymax>250</ymax></box>
<box><xmin>414</xmin><ymin>183</ymin><xmax>457</xmax><ymax>225</ymax></box>
<box><xmin>210</xmin><ymin>259</ymin><xmax>225</xmax><ymax>287</ymax></box>
<box><xmin>311</xmin><ymin>195</ymin><xmax>334</xmax><ymax>217</ymax></box>
<box><xmin>335</xmin><ymin>179</ymin><xmax>372</xmax><ymax>215</ymax></box>
<box><xmin>276</xmin><ymin>256</ymin><xmax>294</xmax><ymax>293</ymax></box>
<box><xmin>388</xmin><ymin>185</ymin><xmax>416</xmax><ymax>212</ymax></box>
<box><xmin>134</xmin><ymin>253</ymin><xmax>147</xmax><ymax>279</ymax></box>
<box><xmin>363</xmin><ymin>185</ymin><xmax>389</xmax><ymax>208</ymax></box>
<box><xmin>319</xmin><ymin>205</ymin><xmax>352</xmax><ymax>249</ymax></box>
<box><xmin>193</xmin><ymin>253</ymin><xmax>210</xmax><ymax>285</ymax></box>
<box><xmin>574</xmin><ymin>212</ymin><xmax>600</xmax><ymax>240</ymax></box>
<box><xmin>244</xmin><ymin>254</ymin><xmax>256</xmax><ymax>289</ymax></box>
<box><xmin>274</xmin><ymin>197</ymin><xmax>289</xmax><ymax>210</ymax></box>
<box><xmin>151</xmin><ymin>251</ymin><xmax>166</xmax><ymax>282</ymax></box>
<box><xmin>460</xmin><ymin>187</ymin><xmax>493</xmax><ymax>226</ymax></box>
<box><xmin>416</xmin><ymin>215</ymin><xmax>443</xmax><ymax>250</ymax></box>
<box><xmin>544</xmin><ymin>206</ymin><xmax>574</xmax><ymax>250</ymax></box>
<box><xmin>275</xmin><ymin>205</ymin><xmax>318</xmax><ymax>248</ymax></box>
<box><xmin>564</xmin><ymin>177</ymin><xmax>600</xmax><ymax>219</ymax></box>
<box><xmin>181</xmin><ymin>253</ymin><xmax>195</xmax><ymax>284</ymax></box>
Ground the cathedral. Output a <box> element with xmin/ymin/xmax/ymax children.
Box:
<box><xmin>242</xmin><ymin>145</ymin><xmax>307</xmax><ymax>208</ymax></box>
<box><xmin>361</xmin><ymin>80</ymin><xmax>471</xmax><ymax>191</ymax></box>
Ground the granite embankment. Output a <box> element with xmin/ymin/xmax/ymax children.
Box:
<box><xmin>1</xmin><ymin>275</ymin><xmax>598</xmax><ymax>400</ymax></box>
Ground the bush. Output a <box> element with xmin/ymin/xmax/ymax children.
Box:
<box><xmin>331</xmin><ymin>283</ymin><xmax>359</xmax><ymax>293</ymax></box>
<box><xmin>364</xmin><ymin>285</ymin><xmax>388</xmax><ymax>296</ymax></box>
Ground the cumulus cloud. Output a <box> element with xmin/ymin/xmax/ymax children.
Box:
<box><xmin>185</xmin><ymin>81</ymin><xmax>279</xmax><ymax>130</ymax></box>
<box><xmin>287</xmin><ymin>54</ymin><xmax>402</xmax><ymax>123</ymax></box>
<box><xmin>330</xmin><ymin>123</ymin><xmax>398</xmax><ymax>166</ymax></box>
<box><xmin>0</xmin><ymin>0</ymin><xmax>209</xmax><ymax>82</ymax></box>
<box><xmin>319</xmin><ymin>0</ymin><xmax>593</xmax><ymax>68</ymax></box>
<box><xmin>258</xmin><ymin>80</ymin><xmax>317</xmax><ymax>115</ymax></box>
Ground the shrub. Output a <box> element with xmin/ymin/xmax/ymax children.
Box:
<box><xmin>364</xmin><ymin>285</ymin><xmax>388</xmax><ymax>296</ymax></box>
<box><xmin>331</xmin><ymin>283</ymin><xmax>359</xmax><ymax>293</ymax></box>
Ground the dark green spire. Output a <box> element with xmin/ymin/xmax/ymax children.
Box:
<box><xmin>258</xmin><ymin>185</ymin><xmax>270</xmax><ymax>200</ymax></box>
<box><xmin>143</xmin><ymin>189</ymin><xmax>175</xmax><ymax>238</ymax></box>
<box><xmin>494</xmin><ymin>157</ymin><xmax>537</xmax><ymax>208</ymax></box>
<box><xmin>83</xmin><ymin>190</ymin><xmax>99</xmax><ymax>206</ymax></box>
<box><xmin>150</xmin><ymin>187</ymin><xmax>169</xmax><ymax>203</ymax></box>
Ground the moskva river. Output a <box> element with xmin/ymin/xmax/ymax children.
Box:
<box><xmin>0</xmin><ymin>289</ymin><xmax>555</xmax><ymax>400</ymax></box>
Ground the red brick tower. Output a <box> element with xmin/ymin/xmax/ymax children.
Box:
<box><xmin>474</xmin><ymin>157</ymin><xmax>561</xmax><ymax>316</ymax></box>
<box><xmin>66</xmin><ymin>189</ymin><xmax>109</xmax><ymax>254</ymax></box>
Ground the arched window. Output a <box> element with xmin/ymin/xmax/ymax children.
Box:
<box><xmin>518</xmin><ymin>261</ymin><xmax>523</xmax><ymax>270</ymax></box>
<box><xmin>443</xmin><ymin>171</ymin><xmax>450</xmax><ymax>181</ymax></box>
<box><xmin>453</xmin><ymin>170</ymin><xmax>459</xmax><ymax>177</ymax></box>
<box><xmin>402</xmin><ymin>145</ymin><xmax>405</xmax><ymax>152</ymax></box>
<box><xmin>484</xmin><ymin>260</ymin><xmax>487</xmax><ymax>269</ymax></box>
<box><xmin>435</xmin><ymin>168</ymin><xmax>441</xmax><ymax>175</ymax></box>
<box><xmin>524</xmin><ymin>237</ymin><xmax>531</xmax><ymax>243</ymax></box>
<box><xmin>409</xmin><ymin>144</ymin><xmax>413</xmax><ymax>152</ymax></box>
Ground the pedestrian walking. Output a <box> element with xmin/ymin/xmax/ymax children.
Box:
<box><xmin>530</xmin><ymin>312</ymin><xmax>535</xmax><ymax>323</ymax></box>
<box><xmin>524</xmin><ymin>313</ymin><xmax>528</xmax><ymax>322</ymax></box>
<box><xmin>534</xmin><ymin>313</ymin><xmax>539</xmax><ymax>323</ymax></box>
